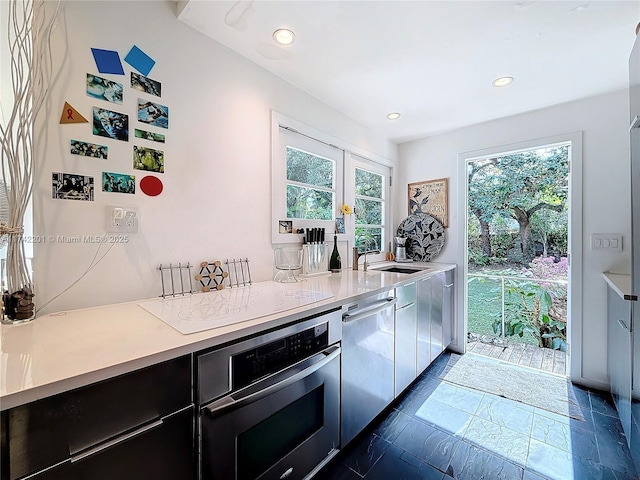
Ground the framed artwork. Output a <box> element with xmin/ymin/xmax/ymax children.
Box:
<box><xmin>279</xmin><ymin>220</ymin><xmax>293</xmax><ymax>234</ymax></box>
<box><xmin>335</xmin><ymin>217</ymin><xmax>346</xmax><ymax>234</ymax></box>
<box><xmin>408</xmin><ymin>177</ymin><xmax>449</xmax><ymax>227</ymax></box>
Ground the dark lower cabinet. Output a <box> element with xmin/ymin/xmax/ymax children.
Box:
<box><xmin>26</xmin><ymin>407</ymin><xmax>194</xmax><ymax>480</ymax></box>
<box><xmin>1</xmin><ymin>355</ymin><xmax>194</xmax><ymax>480</ymax></box>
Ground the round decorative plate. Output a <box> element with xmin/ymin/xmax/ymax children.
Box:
<box><xmin>397</xmin><ymin>213</ymin><xmax>445</xmax><ymax>261</ymax></box>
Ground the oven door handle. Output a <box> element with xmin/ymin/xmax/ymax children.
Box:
<box><xmin>204</xmin><ymin>344</ymin><xmax>340</xmax><ymax>416</ymax></box>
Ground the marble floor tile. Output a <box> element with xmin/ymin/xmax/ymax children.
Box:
<box><xmin>393</xmin><ymin>417</ymin><xmax>460</xmax><ymax>472</ymax></box>
<box><xmin>463</xmin><ymin>415</ymin><xmax>531</xmax><ymax>466</ymax></box>
<box><xmin>571</xmin><ymin>386</ymin><xmax>592</xmax><ymax>410</ymax></box>
<box><xmin>533</xmin><ymin>404</ymin><xmax>596</xmax><ymax>433</ymax></box>
<box><xmin>446</xmin><ymin>440</ymin><xmax>524</xmax><ymax>480</ymax></box>
<box><xmin>596</xmin><ymin>435</ymin><xmax>636</xmax><ymax>477</ymax></box>
<box><xmin>527</xmin><ymin>438</ymin><xmax>603</xmax><ymax>480</ymax></box>
<box><xmin>341</xmin><ymin>433</ymin><xmax>389</xmax><ymax>477</ymax></box>
<box><xmin>590</xmin><ymin>391</ymin><xmax>619</xmax><ymax>418</ymax></box>
<box><xmin>414</xmin><ymin>397</ymin><xmax>473</xmax><ymax>437</ymax></box>
<box><xmin>531</xmin><ymin>413</ymin><xmax>599</xmax><ymax>462</ymax></box>
<box><xmin>523</xmin><ymin>470</ymin><xmax>547</xmax><ymax>480</ymax></box>
<box><xmin>365</xmin><ymin>443</ymin><xmax>446</xmax><ymax>480</ymax></box>
<box><xmin>593</xmin><ymin>410</ymin><xmax>627</xmax><ymax>441</ymax></box>
<box><xmin>602</xmin><ymin>466</ymin><xmax>640</xmax><ymax>480</ymax></box>
<box><xmin>372</xmin><ymin>408</ymin><xmax>412</xmax><ymax>443</ymax></box>
<box><xmin>428</xmin><ymin>382</ymin><xmax>484</xmax><ymax>415</ymax></box>
<box><xmin>312</xmin><ymin>462</ymin><xmax>361</xmax><ymax>480</ymax></box>
<box><xmin>476</xmin><ymin>395</ymin><xmax>535</xmax><ymax>436</ymax></box>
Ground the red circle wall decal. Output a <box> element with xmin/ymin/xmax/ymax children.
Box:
<box><xmin>140</xmin><ymin>176</ymin><xmax>163</xmax><ymax>197</ymax></box>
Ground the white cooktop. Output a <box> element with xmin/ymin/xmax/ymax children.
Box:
<box><xmin>138</xmin><ymin>281</ymin><xmax>334</xmax><ymax>334</ymax></box>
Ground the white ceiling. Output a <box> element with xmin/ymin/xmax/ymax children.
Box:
<box><xmin>176</xmin><ymin>1</ymin><xmax>639</xmax><ymax>144</ymax></box>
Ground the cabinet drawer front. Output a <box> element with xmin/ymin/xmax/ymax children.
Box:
<box><xmin>16</xmin><ymin>407</ymin><xmax>194</xmax><ymax>480</ymax></box>
<box><xmin>396</xmin><ymin>282</ymin><xmax>417</xmax><ymax>309</ymax></box>
<box><xmin>1</xmin><ymin>355</ymin><xmax>192</xmax><ymax>480</ymax></box>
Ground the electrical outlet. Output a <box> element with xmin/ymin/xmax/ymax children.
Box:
<box><xmin>106</xmin><ymin>205</ymin><xmax>139</xmax><ymax>233</ymax></box>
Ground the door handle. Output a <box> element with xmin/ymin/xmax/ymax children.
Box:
<box><xmin>205</xmin><ymin>345</ymin><xmax>340</xmax><ymax>416</ymax></box>
<box><xmin>342</xmin><ymin>298</ymin><xmax>396</xmax><ymax>323</ymax></box>
<box><xmin>70</xmin><ymin>418</ymin><xmax>164</xmax><ymax>463</ymax></box>
<box><xmin>618</xmin><ymin>318</ymin><xmax>630</xmax><ymax>331</ymax></box>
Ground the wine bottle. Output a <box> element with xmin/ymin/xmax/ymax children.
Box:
<box><xmin>329</xmin><ymin>234</ymin><xmax>341</xmax><ymax>273</ymax></box>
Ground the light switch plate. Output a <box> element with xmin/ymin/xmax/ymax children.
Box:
<box><xmin>106</xmin><ymin>205</ymin><xmax>139</xmax><ymax>233</ymax></box>
<box><xmin>591</xmin><ymin>234</ymin><xmax>622</xmax><ymax>252</ymax></box>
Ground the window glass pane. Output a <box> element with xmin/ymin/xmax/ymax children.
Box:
<box><xmin>355</xmin><ymin>168</ymin><xmax>382</xmax><ymax>198</ymax></box>
<box><xmin>355</xmin><ymin>227</ymin><xmax>382</xmax><ymax>251</ymax></box>
<box><xmin>286</xmin><ymin>147</ymin><xmax>333</xmax><ymax>189</ymax></box>
<box><xmin>287</xmin><ymin>185</ymin><xmax>333</xmax><ymax>220</ymax></box>
<box><xmin>355</xmin><ymin>198</ymin><xmax>382</xmax><ymax>225</ymax></box>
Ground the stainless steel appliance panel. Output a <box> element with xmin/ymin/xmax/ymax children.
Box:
<box><xmin>608</xmin><ymin>287</ymin><xmax>632</xmax><ymax>441</ymax></box>
<box><xmin>417</xmin><ymin>277</ymin><xmax>432</xmax><ymax>372</ymax></box>
<box><xmin>395</xmin><ymin>301</ymin><xmax>417</xmax><ymax>397</ymax></box>
<box><xmin>443</xmin><ymin>269</ymin><xmax>455</xmax><ymax>349</ymax></box>
<box><xmin>200</xmin><ymin>346</ymin><xmax>340</xmax><ymax>480</ymax></box>
<box><xmin>430</xmin><ymin>272</ymin><xmax>444</xmax><ymax>361</ymax></box>
<box><xmin>197</xmin><ymin>309</ymin><xmax>341</xmax><ymax>404</ymax></box>
<box><xmin>396</xmin><ymin>281</ymin><xmax>417</xmax><ymax>309</ymax></box>
<box><xmin>341</xmin><ymin>292</ymin><xmax>396</xmax><ymax>446</ymax></box>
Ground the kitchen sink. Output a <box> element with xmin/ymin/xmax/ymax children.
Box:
<box><xmin>374</xmin><ymin>266</ymin><xmax>430</xmax><ymax>274</ymax></box>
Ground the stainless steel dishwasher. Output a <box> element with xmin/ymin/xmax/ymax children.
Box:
<box><xmin>341</xmin><ymin>291</ymin><xmax>396</xmax><ymax>446</ymax></box>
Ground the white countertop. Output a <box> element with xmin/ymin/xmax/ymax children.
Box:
<box><xmin>603</xmin><ymin>272</ymin><xmax>638</xmax><ymax>301</ymax></box>
<box><xmin>1</xmin><ymin>262</ymin><xmax>455</xmax><ymax>410</ymax></box>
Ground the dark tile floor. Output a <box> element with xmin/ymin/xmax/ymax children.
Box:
<box><xmin>315</xmin><ymin>352</ymin><xmax>639</xmax><ymax>480</ymax></box>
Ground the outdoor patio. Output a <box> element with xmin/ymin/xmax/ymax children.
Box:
<box><xmin>467</xmin><ymin>334</ymin><xmax>567</xmax><ymax>376</ymax></box>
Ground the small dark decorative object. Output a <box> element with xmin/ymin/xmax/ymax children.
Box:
<box><xmin>329</xmin><ymin>235</ymin><xmax>342</xmax><ymax>272</ymax></box>
<box><xmin>3</xmin><ymin>286</ymin><xmax>35</xmax><ymax>321</ymax></box>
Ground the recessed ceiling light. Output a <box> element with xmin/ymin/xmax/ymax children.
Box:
<box><xmin>273</xmin><ymin>28</ymin><xmax>295</xmax><ymax>46</ymax></box>
<box><xmin>386</xmin><ymin>112</ymin><xmax>401</xmax><ymax>120</ymax></box>
<box><xmin>492</xmin><ymin>76</ymin><xmax>514</xmax><ymax>87</ymax></box>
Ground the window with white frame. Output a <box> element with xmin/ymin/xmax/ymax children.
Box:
<box><xmin>272</xmin><ymin>114</ymin><xmax>391</xmax><ymax>265</ymax></box>
<box><xmin>285</xmin><ymin>145</ymin><xmax>336</xmax><ymax>221</ymax></box>
<box><xmin>352</xmin><ymin>159</ymin><xmax>386</xmax><ymax>253</ymax></box>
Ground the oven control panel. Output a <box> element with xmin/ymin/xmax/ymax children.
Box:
<box><xmin>232</xmin><ymin>322</ymin><xmax>329</xmax><ymax>390</ymax></box>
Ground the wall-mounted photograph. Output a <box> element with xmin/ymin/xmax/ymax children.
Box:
<box><xmin>133</xmin><ymin>145</ymin><xmax>164</xmax><ymax>173</ymax></box>
<box><xmin>279</xmin><ymin>220</ymin><xmax>293</xmax><ymax>234</ymax></box>
<box><xmin>70</xmin><ymin>139</ymin><xmax>108</xmax><ymax>159</ymax></box>
<box><xmin>137</xmin><ymin>99</ymin><xmax>168</xmax><ymax>129</ymax></box>
<box><xmin>86</xmin><ymin>73</ymin><xmax>123</xmax><ymax>104</ymax></box>
<box><xmin>102</xmin><ymin>172</ymin><xmax>135</xmax><ymax>194</ymax></box>
<box><xmin>134</xmin><ymin>128</ymin><xmax>165</xmax><ymax>144</ymax></box>
<box><xmin>408</xmin><ymin>177</ymin><xmax>449</xmax><ymax>227</ymax></box>
<box><xmin>131</xmin><ymin>72</ymin><xmax>161</xmax><ymax>97</ymax></box>
<box><xmin>92</xmin><ymin>107</ymin><xmax>129</xmax><ymax>141</ymax></box>
<box><xmin>52</xmin><ymin>172</ymin><xmax>94</xmax><ymax>201</ymax></box>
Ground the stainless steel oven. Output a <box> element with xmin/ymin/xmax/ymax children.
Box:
<box><xmin>196</xmin><ymin>309</ymin><xmax>342</xmax><ymax>480</ymax></box>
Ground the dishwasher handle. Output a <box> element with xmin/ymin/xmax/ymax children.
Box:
<box><xmin>342</xmin><ymin>297</ymin><xmax>396</xmax><ymax>323</ymax></box>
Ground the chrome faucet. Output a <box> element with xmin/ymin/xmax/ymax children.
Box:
<box><xmin>352</xmin><ymin>247</ymin><xmax>381</xmax><ymax>271</ymax></box>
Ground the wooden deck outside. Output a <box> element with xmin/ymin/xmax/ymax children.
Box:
<box><xmin>467</xmin><ymin>337</ymin><xmax>567</xmax><ymax>376</ymax></box>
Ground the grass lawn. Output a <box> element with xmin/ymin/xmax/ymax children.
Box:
<box><xmin>467</xmin><ymin>276</ymin><xmax>538</xmax><ymax>346</ymax></box>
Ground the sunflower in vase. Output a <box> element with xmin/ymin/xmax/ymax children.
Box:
<box><xmin>340</xmin><ymin>204</ymin><xmax>353</xmax><ymax>216</ymax></box>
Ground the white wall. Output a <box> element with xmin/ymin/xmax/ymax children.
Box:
<box><xmin>31</xmin><ymin>1</ymin><xmax>397</xmax><ymax>313</ymax></box>
<box><xmin>396</xmin><ymin>90</ymin><xmax>631</xmax><ymax>388</ymax></box>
